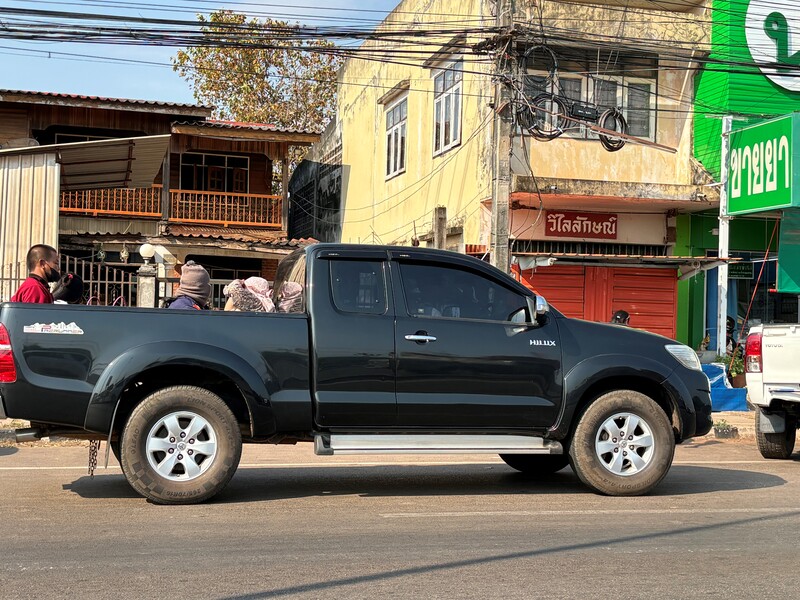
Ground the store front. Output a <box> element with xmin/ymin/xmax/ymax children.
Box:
<box><xmin>510</xmin><ymin>206</ymin><xmax>717</xmax><ymax>339</ymax></box>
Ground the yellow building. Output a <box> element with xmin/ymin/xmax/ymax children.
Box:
<box><xmin>292</xmin><ymin>0</ymin><xmax>718</xmax><ymax>339</ymax></box>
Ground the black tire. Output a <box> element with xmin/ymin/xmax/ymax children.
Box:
<box><xmin>120</xmin><ymin>385</ymin><xmax>242</xmax><ymax>505</ymax></box>
<box><xmin>598</xmin><ymin>108</ymin><xmax>627</xmax><ymax>152</ymax></box>
<box><xmin>755</xmin><ymin>409</ymin><xmax>796</xmax><ymax>459</ymax></box>
<box><xmin>499</xmin><ymin>454</ymin><xmax>570</xmax><ymax>475</ymax></box>
<box><xmin>569</xmin><ymin>390</ymin><xmax>675</xmax><ymax>496</ymax></box>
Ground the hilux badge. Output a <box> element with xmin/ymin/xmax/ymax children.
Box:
<box><xmin>530</xmin><ymin>340</ymin><xmax>556</xmax><ymax>346</ymax></box>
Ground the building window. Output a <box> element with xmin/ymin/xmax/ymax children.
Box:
<box><xmin>523</xmin><ymin>49</ymin><xmax>658</xmax><ymax>142</ymax></box>
<box><xmin>433</xmin><ymin>62</ymin><xmax>462</xmax><ymax>156</ymax></box>
<box><xmin>524</xmin><ymin>74</ymin><xmax>585</xmax><ymax>137</ymax></box>
<box><xmin>386</xmin><ymin>97</ymin><xmax>407</xmax><ymax>179</ymax></box>
<box><xmin>180</xmin><ymin>153</ymin><xmax>250</xmax><ymax>193</ymax></box>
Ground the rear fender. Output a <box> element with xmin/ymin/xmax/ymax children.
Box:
<box><xmin>84</xmin><ymin>341</ymin><xmax>274</xmax><ymax>436</ymax></box>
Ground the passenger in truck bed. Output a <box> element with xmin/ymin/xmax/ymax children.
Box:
<box><xmin>223</xmin><ymin>277</ymin><xmax>275</xmax><ymax>312</ymax></box>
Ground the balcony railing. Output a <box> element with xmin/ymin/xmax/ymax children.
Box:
<box><xmin>170</xmin><ymin>189</ymin><xmax>282</xmax><ymax>228</ymax></box>
<box><xmin>60</xmin><ymin>187</ymin><xmax>161</xmax><ymax>218</ymax></box>
<box><xmin>60</xmin><ymin>187</ymin><xmax>283</xmax><ymax>228</ymax></box>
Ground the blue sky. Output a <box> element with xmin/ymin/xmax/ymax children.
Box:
<box><xmin>2</xmin><ymin>1</ymin><xmax>400</xmax><ymax>103</ymax></box>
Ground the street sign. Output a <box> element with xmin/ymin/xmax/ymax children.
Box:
<box><xmin>727</xmin><ymin>113</ymin><xmax>800</xmax><ymax>215</ymax></box>
<box><xmin>728</xmin><ymin>261</ymin><xmax>754</xmax><ymax>280</ymax></box>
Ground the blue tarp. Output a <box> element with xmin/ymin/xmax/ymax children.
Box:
<box><xmin>701</xmin><ymin>363</ymin><xmax>748</xmax><ymax>411</ymax></box>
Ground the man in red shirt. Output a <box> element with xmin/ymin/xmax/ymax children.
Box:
<box><xmin>10</xmin><ymin>244</ymin><xmax>60</xmax><ymax>304</ymax></box>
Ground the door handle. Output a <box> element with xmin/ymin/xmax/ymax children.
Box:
<box><xmin>405</xmin><ymin>334</ymin><xmax>437</xmax><ymax>343</ymax></box>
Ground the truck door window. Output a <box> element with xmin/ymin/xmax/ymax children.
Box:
<box><xmin>330</xmin><ymin>260</ymin><xmax>387</xmax><ymax>315</ymax></box>
<box><xmin>400</xmin><ymin>263</ymin><xmax>527</xmax><ymax>322</ymax></box>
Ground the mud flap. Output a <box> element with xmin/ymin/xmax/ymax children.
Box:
<box><xmin>759</xmin><ymin>410</ymin><xmax>786</xmax><ymax>434</ymax></box>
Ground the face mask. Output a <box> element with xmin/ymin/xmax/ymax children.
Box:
<box><xmin>47</xmin><ymin>265</ymin><xmax>61</xmax><ymax>283</ymax></box>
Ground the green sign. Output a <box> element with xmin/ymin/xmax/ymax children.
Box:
<box><xmin>727</xmin><ymin>114</ymin><xmax>800</xmax><ymax>215</ymax></box>
<box><xmin>728</xmin><ymin>261</ymin><xmax>754</xmax><ymax>280</ymax></box>
<box><xmin>694</xmin><ymin>0</ymin><xmax>800</xmax><ymax>182</ymax></box>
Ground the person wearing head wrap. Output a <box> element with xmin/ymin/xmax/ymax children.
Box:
<box><xmin>52</xmin><ymin>273</ymin><xmax>84</xmax><ymax>304</ymax></box>
<box><xmin>223</xmin><ymin>279</ymin><xmax>266</xmax><ymax>312</ymax></box>
<box><xmin>276</xmin><ymin>281</ymin><xmax>303</xmax><ymax>313</ymax></box>
<box><xmin>610</xmin><ymin>310</ymin><xmax>630</xmax><ymax>326</ymax></box>
<box><xmin>167</xmin><ymin>261</ymin><xmax>211</xmax><ymax>310</ymax></box>
<box><xmin>243</xmin><ymin>277</ymin><xmax>275</xmax><ymax>312</ymax></box>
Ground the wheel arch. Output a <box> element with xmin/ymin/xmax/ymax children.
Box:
<box><xmin>84</xmin><ymin>341</ymin><xmax>276</xmax><ymax>438</ymax></box>
<box><xmin>554</xmin><ymin>355</ymin><xmax>681</xmax><ymax>442</ymax></box>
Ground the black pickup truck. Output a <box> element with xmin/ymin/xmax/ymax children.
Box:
<box><xmin>0</xmin><ymin>244</ymin><xmax>711</xmax><ymax>503</ymax></box>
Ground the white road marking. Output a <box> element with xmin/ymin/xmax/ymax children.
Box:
<box><xmin>0</xmin><ymin>459</ymin><xmax>772</xmax><ymax>471</ymax></box>
<box><xmin>380</xmin><ymin>508</ymin><xmax>800</xmax><ymax>518</ymax></box>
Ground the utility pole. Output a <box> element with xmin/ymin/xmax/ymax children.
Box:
<box><xmin>433</xmin><ymin>206</ymin><xmax>447</xmax><ymax>249</ymax></box>
<box><xmin>490</xmin><ymin>0</ymin><xmax>513</xmax><ymax>271</ymax></box>
<box><xmin>717</xmin><ymin>116</ymin><xmax>733</xmax><ymax>356</ymax></box>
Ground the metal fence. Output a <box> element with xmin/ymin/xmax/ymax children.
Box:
<box><xmin>0</xmin><ymin>255</ymin><xmax>137</xmax><ymax>306</ymax></box>
<box><xmin>157</xmin><ymin>278</ymin><xmax>232</xmax><ymax>310</ymax></box>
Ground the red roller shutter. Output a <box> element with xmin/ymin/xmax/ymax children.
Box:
<box><xmin>518</xmin><ymin>264</ymin><xmax>677</xmax><ymax>339</ymax></box>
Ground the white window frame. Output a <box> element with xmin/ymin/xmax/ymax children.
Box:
<box><xmin>433</xmin><ymin>61</ymin><xmax>463</xmax><ymax>157</ymax></box>
<box><xmin>589</xmin><ymin>75</ymin><xmax>657</xmax><ymax>142</ymax></box>
<box><xmin>385</xmin><ymin>96</ymin><xmax>408</xmax><ymax>180</ymax></box>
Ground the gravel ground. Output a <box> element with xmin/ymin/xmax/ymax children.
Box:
<box><xmin>0</xmin><ymin>418</ymin><xmax>88</xmax><ymax>448</ymax></box>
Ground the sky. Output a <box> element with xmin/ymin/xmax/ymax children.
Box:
<box><xmin>2</xmin><ymin>1</ymin><xmax>400</xmax><ymax>104</ymax></box>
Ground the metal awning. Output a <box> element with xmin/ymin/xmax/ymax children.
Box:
<box><xmin>0</xmin><ymin>135</ymin><xmax>170</xmax><ymax>191</ymax></box>
<box><xmin>513</xmin><ymin>252</ymin><xmax>733</xmax><ymax>279</ymax></box>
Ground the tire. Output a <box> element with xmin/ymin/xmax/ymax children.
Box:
<box><xmin>499</xmin><ymin>454</ymin><xmax>570</xmax><ymax>475</ymax></box>
<box><xmin>755</xmin><ymin>409</ymin><xmax>796</xmax><ymax>459</ymax></box>
<box><xmin>569</xmin><ymin>390</ymin><xmax>675</xmax><ymax>496</ymax></box>
<box><xmin>120</xmin><ymin>385</ymin><xmax>242</xmax><ymax>505</ymax></box>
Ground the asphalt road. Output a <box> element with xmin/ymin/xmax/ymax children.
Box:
<box><xmin>1</xmin><ymin>437</ymin><xmax>798</xmax><ymax>599</ymax></box>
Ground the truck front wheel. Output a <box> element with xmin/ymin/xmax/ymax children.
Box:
<box><xmin>569</xmin><ymin>390</ymin><xmax>675</xmax><ymax>496</ymax></box>
<box><xmin>120</xmin><ymin>386</ymin><xmax>242</xmax><ymax>504</ymax></box>
<box><xmin>755</xmin><ymin>409</ymin><xmax>796</xmax><ymax>459</ymax></box>
<box><xmin>499</xmin><ymin>454</ymin><xmax>570</xmax><ymax>475</ymax></box>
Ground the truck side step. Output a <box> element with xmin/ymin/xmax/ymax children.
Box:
<box><xmin>314</xmin><ymin>434</ymin><xmax>562</xmax><ymax>456</ymax></box>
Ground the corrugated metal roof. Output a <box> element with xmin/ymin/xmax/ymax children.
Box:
<box><xmin>165</xmin><ymin>224</ymin><xmax>316</xmax><ymax>246</ymax></box>
<box><xmin>174</xmin><ymin>120</ymin><xmax>321</xmax><ymax>135</ymax></box>
<box><xmin>0</xmin><ymin>89</ymin><xmax>212</xmax><ymax>115</ymax></box>
<box><xmin>0</xmin><ymin>135</ymin><xmax>170</xmax><ymax>190</ymax></box>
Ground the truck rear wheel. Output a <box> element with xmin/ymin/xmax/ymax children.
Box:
<box><xmin>569</xmin><ymin>390</ymin><xmax>674</xmax><ymax>496</ymax></box>
<box><xmin>755</xmin><ymin>409</ymin><xmax>796</xmax><ymax>459</ymax></box>
<box><xmin>120</xmin><ymin>386</ymin><xmax>242</xmax><ymax>505</ymax></box>
<box><xmin>499</xmin><ymin>454</ymin><xmax>570</xmax><ymax>475</ymax></box>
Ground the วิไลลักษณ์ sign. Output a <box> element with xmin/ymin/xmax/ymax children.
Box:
<box><xmin>727</xmin><ymin>113</ymin><xmax>800</xmax><ymax>215</ymax></box>
<box><xmin>544</xmin><ymin>211</ymin><xmax>618</xmax><ymax>240</ymax></box>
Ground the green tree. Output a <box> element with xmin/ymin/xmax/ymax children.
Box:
<box><xmin>173</xmin><ymin>10</ymin><xmax>342</xmax><ymax>132</ymax></box>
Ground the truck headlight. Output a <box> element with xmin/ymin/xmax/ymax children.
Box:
<box><xmin>665</xmin><ymin>344</ymin><xmax>702</xmax><ymax>371</ymax></box>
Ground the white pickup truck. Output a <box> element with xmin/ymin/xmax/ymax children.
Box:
<box><xmin>745</xmin><ymin>324</ymin><xmax>800</xmax><ymax>458</ymax></box>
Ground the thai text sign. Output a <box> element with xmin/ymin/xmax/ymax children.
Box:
<box><xmin>545</xmin><ymin>211</ymin><xmax>618</xmax><ymax>239</ymax></box>
<box><xmin>728</xmin><ymin>114</ymin><xmax>799</xmax><ymax>215</ymax></box>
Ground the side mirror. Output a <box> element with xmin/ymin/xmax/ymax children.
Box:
<box><xmin>527</xmin><ymin>295</ymin><xmax>549</xmax><ymax>324</ymax></box>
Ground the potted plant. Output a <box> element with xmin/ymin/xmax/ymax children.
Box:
<box><xmin>713</xmin><ymin>419</ymin><xmax>739</xmax><ymax>439</ymax></box>
<box><xmin>719</xmin><ymin>349</ymin><xmax>746</xmax><ymax>388</ymax></box>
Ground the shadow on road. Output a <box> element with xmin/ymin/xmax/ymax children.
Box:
<box><xmin>0</xmin><ymin>446</ymin><xmax>18</xmax><ymax>457</ymax></box>
<box><xmin>62</xmin><ymin>462</ymin><xmax>785</xmax><ymax>503</ymax></box>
